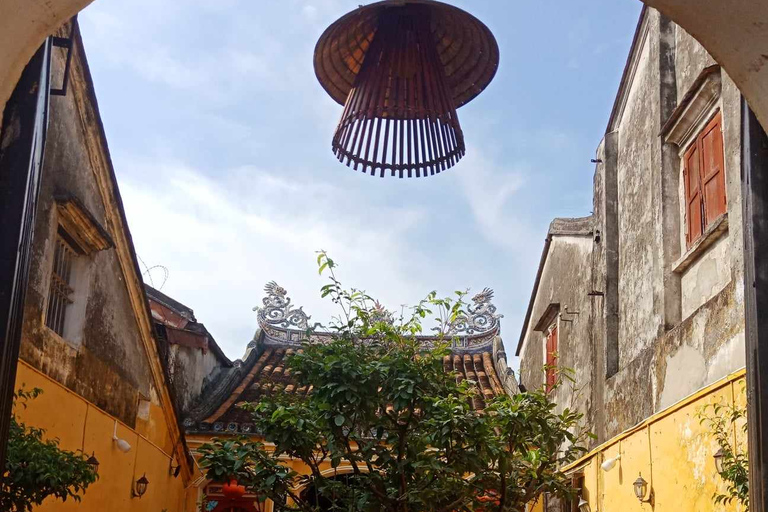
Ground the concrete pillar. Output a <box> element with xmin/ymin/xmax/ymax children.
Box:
<box><xmin>0</xmin><ymin>0</ymin><xmax>94</xmax><ymax>120</ymax></box>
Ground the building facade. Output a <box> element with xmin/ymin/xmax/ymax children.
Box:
<box><xmin>518</xmin><ymin>7</ymin><xmax>747</xmax><ymax>512</ymax></box>
<box><xmin>8</xmin><ymin>20</ymin><xmax>201</xmax><ymax>511</ymax></box>
<box><xmin>148</xmin><ymin>283</ymin><xmax>518</xmax><ymax>512</ymax></box>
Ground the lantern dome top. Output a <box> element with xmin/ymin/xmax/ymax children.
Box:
<box><xmin>314</xmin><ymin>0</ymin><xmax>500</xmax><ymax>109</ymax></box>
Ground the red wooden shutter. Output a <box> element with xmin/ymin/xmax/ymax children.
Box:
<box><xmin>684</xmin><ymin>142</ymin><xmax>703</xmax><ymax>246</ymax></box>
<box><xmin>700</xmin><ymin>113</ymin><xmax>726</xmax><ymax>226</ymax></box>
<box><xmin>545</xmin><ymin>326</ymin><xmax>558</xmax><ymax>393</ymax></box>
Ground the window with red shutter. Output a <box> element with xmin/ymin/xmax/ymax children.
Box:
<box><xmin>545</xmin><ymin>326</ymin><xmax>558</xmax><ymax>393</ymax></box>
<box><xmin>700</xmin><ymin>113</ymin><xmax>726</xmax><ymax>224</ymax></box>
<box><xmin>684</xmin><ymin>111</ymin><xmax>726</xmax><ymax>247</ymax></box>
<box><xmin>684</xmin><ymin>143</ymin><xmax>703</xmax><ymax>246</ymax></box>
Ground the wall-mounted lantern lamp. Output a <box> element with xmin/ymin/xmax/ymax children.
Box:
<box><xmin>578</xmin><ymin>497</ymin><xmax>591</xmax><ymax>512</ymax></box>
<box><xmin>633</xmin><ymin>474</ymin><xmax>653</xmax><ymax>504</ymax></box>
<box><xmin>713</xmin><ymin>447</ymin><xmax>725</xmax><ymax>474</ymax></box>
<box><xmin>132</xmin><ymin>474</ymin><xmax>149</xmax><ymax>499</ymax></box>
<box><xmin>85</xmin><ymin>453</ymin><xmax>100</xmax><ymax>475</ymax></box>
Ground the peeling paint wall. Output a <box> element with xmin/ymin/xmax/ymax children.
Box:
<box><xmin>680</xmin><ymin>237</ymin><xmax>730</xmax><ymax>318</ymax></box>
<box><xmin>165</xmin><ymin>342</ymin><xmax>226</xmax><ymax>413</ymax></box>
<box><xmin>518</xmin><ymin>222</ymin><xmax>595</xmax><ymax>427</ymax></box>
<box><xmin>8</xmin><ymin>21</ymin><xmax>201</xmax><ymax>510</ymax></box>
<box><xmin>518</xmin><ymin>8</ymin><xmax>745</xmax><ymax>450</ymax></box>
<box><xmin>19</xmin><ymin>23</ymin><xmax>158</xmax><ymax>430</ymax></box>
<box><xmin>616</xmin><ymin>28</ymin><xmax>662</xmax><ymax>370</ymax></box>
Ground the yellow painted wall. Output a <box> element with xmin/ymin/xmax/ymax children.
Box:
<box><xmin>13</xmin><ymin>360</ymin><xmax>200</xmax><ymax>511</ymax></box>
<box><xmin>567</xmin><ymin>370</ymin><xmax>747</xmax><ymax>512</ymax></box>
<box><xmin>528</xmin><ymin>495</ymin><xmax>545</xmax><ymax>512</ymax></box>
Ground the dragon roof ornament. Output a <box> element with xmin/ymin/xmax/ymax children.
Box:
<box><xmin>255</xmin><ymin>281</ymin><xmax>313</xmax><ymax>331</ymax></box>
<box><xmin>435</xmin><ymin>288</ymin><xmax>503</xmax><ymax>338</ymax></box>
<box><xmin>254</xmin><ymin>282</ymin><xmax>502</xmax><ymax>352</ymax></box>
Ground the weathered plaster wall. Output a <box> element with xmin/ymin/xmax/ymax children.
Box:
<box><xmin>147</xmin><ymin>292</ymin><xmax>234</xmax><ymax>415</ymax></box>
<box><xmin>165</xmin><ymin>343</ymin><xmax>226</xmax><ymax>414</ymax></box>
<box><xmin>518</xmin><ymin>220</ymin><xmax>594</xmax><ymax>424</ymax></box>
<box><xmin>492</xmin><ymin>337</ymin><xmax>520</xmax><ymax>397</ymax></box>
<box><xmin>14</xmin><ymin>361</ymin><xmax>198</xmax><ymax>511</ymax></box>
<box><xmin>518</xmin><ymin>8</ymin><xmax>746</xmax><ymax>447</ymax></box>
<box><xmin>643</xmin><ymin>0</ymin><xmax>768</xmax><ymax>132</ymax></box>
<box><xmin>616</xmin><ymin>20</ymin><xmax>663</xmax><ymax>369</ymax></box>
<box><xmin>680</xmin><ymin>237</ymin><xmax>730</xmax><ymax>318</ymax></box>
<box><xmin>603</xmin><ymin>11</ymin><xmax>745</xmax><ymax>438</ymax></box>
<box><xmin>18</xmin><ymin>25</ymin><xmax>156</xmax><ymax>429</ymax></box>
<box><xmin>569</xmin><ymin>370</ymin><xmax>746</xmax><ymax>512</ymax></box>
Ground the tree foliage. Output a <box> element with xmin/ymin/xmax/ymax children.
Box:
<box><xmin>0</xmin><ymin>388</ymin><xmax>98</xmax><ymax>512</ymax></box>
<box><xmin>699</xmin><ymin>392</ymin><xmax>749</xmax><ymax>511</ymax></box>
<box><xmin>199</xmin><ymin>253</ymin><xmax>591</xmax><ymax>512</ymax></box>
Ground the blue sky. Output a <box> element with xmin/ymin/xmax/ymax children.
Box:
<box><xmin>78</xmin><ymin>0</ymin><xmax>642</xmax><ymax>363</ymax></box>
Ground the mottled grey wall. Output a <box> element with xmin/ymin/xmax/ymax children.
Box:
<box><xmin>164</xmin><ymin>342</ymin><xmax>227</xmax><ymax>414</ymax></box>
<box><xmin>518</xmin><ymin>8</ymin><xmax>746</xmax><ymax>446</ymax></box>
<box><xmin>518</xmin><ymin>222</ymin><xmax>595</xmax><ymax>428</ymax></box>
<box><xmin>18</xmin><ymin>32</ymin><xmax>154</xmax><ymax>428</ymax></box>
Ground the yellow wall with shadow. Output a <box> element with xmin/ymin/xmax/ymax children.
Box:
<box><xmin>13</xmin><ymin>360</ymin><xmax>200</xmax><ymax>511</ymax></box>
<box><xmin>568</xmin><ymin>369</ymin><xmax>746</xmax><ymax>512</ymax></box>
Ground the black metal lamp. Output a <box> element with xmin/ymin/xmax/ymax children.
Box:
<box><xmin>169</xmin><ymin>459</ymin><xmax>181</xmax><ymax>478</ymax></box>
<box><xmin>714</xmin><ymin>447</ymin><xmax>725</xmax><ymax>474</ymax></box>
<box><xmin>633</xmin><ymin>473</ymin><xmax>653</xmax><ymax>504</ymax></box>
<box><xmin>85</xmin><ymin>452</ymin><xmax>99</xmax><ymax>475</ymax></box>
<box><xmin>132</xmin><ymin>474</ymin><xmax>149</xmax><ymax>499</ymax></box>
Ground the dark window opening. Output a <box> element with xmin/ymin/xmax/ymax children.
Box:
<box><xmin>45</xmin><ymin>234</ymin><xmax>76</xmax><ymax>336</ymax></box>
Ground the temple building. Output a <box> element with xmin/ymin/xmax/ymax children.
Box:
<box><xmin>518</xmin><ymin>7</ymin><xmax>747</xmax><ymax>512</ymax></box>
<box><xmin>147</xmin><ymin>282</ymin><xmax>519</xmax><ymax>512</ymax></box>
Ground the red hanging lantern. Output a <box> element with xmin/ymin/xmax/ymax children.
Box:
<box><xmin>222</xmin><ymin>478</ymin><xmax>247</xmax><ymax>499</ymax></box>
<box><xmin>314</xmin><ymin>0</ymin><xmax>499</xmax><ymax>178</ymax></box>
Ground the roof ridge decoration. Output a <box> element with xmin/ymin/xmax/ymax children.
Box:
<box><xmin>437</xmin><ymin>288</ymin><xmax>503</xmax><ymax>338</ymax></box>
<box><xmin>254</xmin><ymin>282</ymin><xmax>502</xmax><ymax>352</ymax></box>
<box><xmin>255</xmin><ymin>281</ymin><xmax>317</xmax><ymax>331</ymax></box>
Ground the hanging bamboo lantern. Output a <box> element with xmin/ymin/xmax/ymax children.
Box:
<box><xmin>314</xmin><ymin>0</ymin><xmax>499</xmax><ymax>178</ymax></box>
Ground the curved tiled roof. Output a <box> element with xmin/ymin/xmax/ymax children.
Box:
<box><xmin>182</xmin><ymin>283</ymin><xmax>518</xmax><ymax>435</ymax></box>
<box><xmin>184</xmin><ymin>338</ymin><xmax>511</xmax><ymax>435</ymax></box>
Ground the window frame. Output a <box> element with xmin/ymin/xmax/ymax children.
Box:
<box><xmin>545</xmin><ymin>324</ymin><xmax>558</xmax><ymax>394</ymax></box>
<box><xmin>44</xmin><ymin>232</ymin><xmax>78</xmax><ymax>337</ymax></box>
<box><xmin>683</xmin><ymin>111</ymin><xmax>726</xmax><ymax>248</ymax></box>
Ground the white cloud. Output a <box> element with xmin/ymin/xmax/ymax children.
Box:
<box><xmin>451</xmin><ymin>148</ymin><xmax>530</xmax><ymax>249</ymax></box>
<box><xmin>120</xmin><ymin>160</ymin><xmax>436</xmax><ymax>359</ymax></box>
<box><xmin>79</xmin><ymin>0</ymin><xmax>564</xmax><ymax>366</ymax></box>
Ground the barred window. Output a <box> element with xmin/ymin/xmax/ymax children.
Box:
<box><xmin>45</xmin><ymin>235</ymin><xmax>76</xmax><ymax>336</ymax></box>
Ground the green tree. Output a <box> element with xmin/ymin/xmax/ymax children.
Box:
<box><xmin>0</xmin><ymin>388</ymin><xmax>98</xmax><ymax>512</ymax></box>
<box><xmin>699</xmin><ymin>392</ymin><xmax>749</xmax><ymax>511</ymax></box>
<box><xmin>199</xmin><ymin>253</ymin><xmax>590</xmax><ymax>512</ymax></box>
